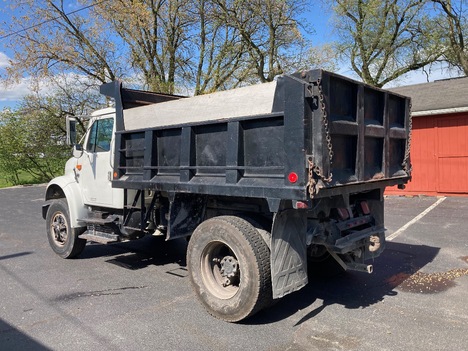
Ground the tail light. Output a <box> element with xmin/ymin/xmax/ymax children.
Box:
<box><xmin>360</xmin><ymin>201</ymin><xmax>370</xmax><ymax>215</ymax></box>
<box><xmin>337</xmin><ymin>208</ymin><xmax>350</xmax><ymax>220</ymax></box>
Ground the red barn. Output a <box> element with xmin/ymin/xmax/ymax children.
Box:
<box><xmin>387</xmin><ymin>76</ymin><xmax>468</xmax><ymax>196</ymax></box>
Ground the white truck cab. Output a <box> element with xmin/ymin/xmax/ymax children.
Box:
<box><xmin>43</xmin><ymin>107</ymin><xmax>124</xmax><ymax>258</ymax></box>
<box><xmin>70</xmin><ymin>108</ymin><xmax>123</xmax><ymax>209</ymax></box>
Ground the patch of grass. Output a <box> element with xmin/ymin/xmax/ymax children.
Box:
<box><xmin>0</xmin><ymin>177</ymin><xmax>10</xmax><ymax>189</ymax></box>
<box><xmin>0</xmin><ymin>171</ymin><xmax>40</xmax><ymax>189</ymax></box>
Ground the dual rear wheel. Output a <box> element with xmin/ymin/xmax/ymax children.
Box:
<box><xmin>187</xmin><ymin>216</ymin><xmax>272</xmax><ymax>322</ymax></box>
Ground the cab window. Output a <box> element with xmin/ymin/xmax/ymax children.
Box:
<box><xmin>85</xmin><ymin>118</ymin><xmax>114</xmax><ymax>153</ymax></box>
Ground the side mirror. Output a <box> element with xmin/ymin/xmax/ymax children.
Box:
<box><xmin>66</xmin><ymin>116</ymin><xmax>77</xmax><ymax>146</ymax></box>
<box><xmin>72</xmin><ymin>144</ymin><xmax>83</xmax><ymax>158</ymax></box>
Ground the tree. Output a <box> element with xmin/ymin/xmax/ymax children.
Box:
<box><xmin>90</xmin><ymin>0</ymin><xmax>194</xmax><ymax>93</ymax></box>
<box><xmin>191</xmin><ymin>0</ymin><xmax>249</xmax><ymax>94</ymax></box>
<box><xmin>431</xmin><ymin>0</ymin><xmax>468</xmax><ymax>74</ymax></box>
<box><xmin>215</xmin><ymin>0</ymin><xmax>312</xmax><ymax>83</ymax></box>
<box><xmin>0</xmin><ymin>109</ymin><xmax>24</xmax><ymax>185</ymax></box>
<box><xmin>1</xmin><ymin>0</ymin><xmax>123</xmax><ymax>86</ymax></box>
<box><xmin>2</xmin><ymin>0</ymin><xmax>317</xmax><ymax>95</ymax></box>
<box><xmin>0</xmin><ymin>77</ymin><xmax>102</xmax><ymax>184</ymax></box>
<box><xmin>299</xmin><ymin>44</ymin><xmax>340</xmax><ymax>72</ymax></box>
<box><xmin>89</xmin><ymin>0</ymin><xmax>315</xmax><ymax>92</ymax></box>
<box><xmin>0</xmin><ymin>106</ymin><xmax>69</xmax><ymax>184</ymax></box>
<box><xmin>332</xmin><ymin>0</ymin><xmax>443</xmax><ymax>87</ymax></box>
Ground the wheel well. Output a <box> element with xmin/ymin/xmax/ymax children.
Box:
<box><xmin>204</xmin><ymin>196</ymin><xmax>272</xmax><ymax>225</ymax></box>
<box><xmin>46</xmin><ymin>185</ymin><xmax>66</xmax><ymax>200</ymax></box>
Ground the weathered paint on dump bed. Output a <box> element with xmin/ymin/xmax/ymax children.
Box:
<box><xmin>102</xmin><ymin>69</ymin><xmax>411</xmax><ymax>205</ymax></box>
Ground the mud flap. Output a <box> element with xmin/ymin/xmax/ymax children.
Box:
<box><xmin>168</xmin><ymin>193</ymin><xmax>206</xmax><ymax>240</ymax></box>
<box><xmin>271</xmin><ymin>208</ymin><xmax>308</xmax><ymax>299</ymax></box>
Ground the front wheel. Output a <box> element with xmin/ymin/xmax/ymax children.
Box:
<box><xmin>46</xmin><ymin>199</ymin><xmax>86</xmax><ymax>259</ymax></box>
<box><xmin>187</xmin><ymin>216</ymin><xmax>271</xmax><ymax>322</ymax></box>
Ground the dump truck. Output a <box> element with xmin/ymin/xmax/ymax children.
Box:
<box><xmin>43</xmin><ymin>69</ymin><xmax>411</xmax><ymax>322</ymax></box>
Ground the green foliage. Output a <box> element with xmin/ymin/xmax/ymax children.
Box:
<box><xmin>0</xmin><ymin>105</ymin><xmax>70</xmax><ymax>185</ymax></box>
<box><xmin>0</xmin><ymin>75</ymin><xmax>101</xmax><ymax>186</ymax></box>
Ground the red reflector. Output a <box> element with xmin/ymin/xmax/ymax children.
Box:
<box><xmin>295</xmin><ymin>201</ymin><xmax>308</xmax><ymax>209</ymax></box>
<box><xmin>288</xmin><ymin>172</ymin><xmax>298</xmax><ymax>183</ymax></box>
<box><xmin>360</xmin><ymin>201</ymin><xmax>370</xmax><ymax>215</ymax></box>
<box><xmin>337</xmin><ymin>208</ymin><xmax>349</xmax><ymax>220</ymax></box>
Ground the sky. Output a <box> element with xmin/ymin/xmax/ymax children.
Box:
<box><xmin>0</xmin><ymin>2</ymin><xmax>463</xmax><ymax>110</ymax></box>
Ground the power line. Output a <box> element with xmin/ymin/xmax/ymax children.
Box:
<box><xmin>0</xmin><ymin>0</ymin><xmax>109</xmax><ymax>40</ymax></box>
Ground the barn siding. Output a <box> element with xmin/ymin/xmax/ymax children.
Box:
<box><xmin>386</xmin><ymin>112</ymin><xmax>468</xmax><ymax>196</ymax></box>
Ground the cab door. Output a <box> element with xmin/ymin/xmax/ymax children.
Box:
<box><xmin>77</xmin><ymin>117</ymin><xmax>122</xmax><ymax>207</ymax></box>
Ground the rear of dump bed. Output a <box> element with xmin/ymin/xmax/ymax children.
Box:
<box><xmin>102</xmin><ymin>69</ymin><xmax>411</xmax><ymax>206</ymax></box>
<box><xmin>308</xmin><ymin>70</ymin><xmax>411</xmax><ymax>196</ymax></box>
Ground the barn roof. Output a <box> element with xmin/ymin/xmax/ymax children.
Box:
<box><xmin>389</xmin><ymin>76</ymin><xmax>468</xmax><ymax>116</ymax></box>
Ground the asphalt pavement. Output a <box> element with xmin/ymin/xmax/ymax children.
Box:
<box><xmin>0</xmin><ymin>185</ymin><xmax>467</xmax><ymax>351</ymax></box>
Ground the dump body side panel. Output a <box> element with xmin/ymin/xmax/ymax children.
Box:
<box><xmin>112</xmin><ymin>112</ymin><xmax>307</xmax><ymax>202</ymax></box>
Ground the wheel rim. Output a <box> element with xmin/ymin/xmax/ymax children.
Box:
<box><xmin>201</xmin><ymin>241</ymin><xmax>240</xmax><ymax>299</ymax></box>
<box><xmin>50</xmin><ymin>211</ymin><xmax>68</xmax><ymax>247</ymax></box>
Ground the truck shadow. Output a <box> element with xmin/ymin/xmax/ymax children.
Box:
<box><xmin>79</xmin><ymin>236</ymin><xmax>188</xmax><ymax>269</ymax></box>
<box><xmin>0</xmin><ymin>318</ymin><xmax>53</xmax><ymax>350</ymax></box>
<box><xmin>78</xmin><ymin>238</ymin><xmax>441</xmax><ymax>325</ymax></box>
<box><xmin>248</xmin><ymin>241</ymin><xmax>440</xmax><ymax>325</ymax></box>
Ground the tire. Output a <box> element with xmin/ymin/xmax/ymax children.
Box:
<box><xmin>46</xmin><ymin>199</ymin><xmax>86</xmax><ymax>259</ymax></box>
<box><xmin>187</xmin><ymin>216</ymin><xmax>272</xmax><ymax>322</ymax></box>
<box><xmin>238</xmin><ymin>215</ymin><xmax>272</xmax><ymax>249</ymax></box>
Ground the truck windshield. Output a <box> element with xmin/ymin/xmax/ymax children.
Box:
<box><xmin>85</xmin><ymin>118</ymin><xmax>114</xmax><ymax>153</ymax></box>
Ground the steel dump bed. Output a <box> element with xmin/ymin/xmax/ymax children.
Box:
<box><xmin>101</xmin><ymin>69</ymin><xmax>411</xmax><ymax>200</ymax></box>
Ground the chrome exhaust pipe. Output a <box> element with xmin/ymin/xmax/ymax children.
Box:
<box><xmin>346</xmin><ymin>262</ymin><xmax>373</xmax><ymax>274</ymax></box>
<box><xmin>326</xmin><ymin>248</ymin><xmax>374</xmax><ymax>274</ymax></box>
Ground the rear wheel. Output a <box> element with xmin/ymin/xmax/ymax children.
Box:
<box><xmin>46</xmin><ymin>199</ymin><xmax>86</xmax><ymax>259</ymax></box>
<box><xmin>187</xmin><ymin>216</ymin><xmax>271</xmax><ymax>322</ymax></box>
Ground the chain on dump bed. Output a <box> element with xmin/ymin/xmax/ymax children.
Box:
<box><xmin>307</xmin><ymin>78</ymin><xmax>333</xmax><ymax>196</ymax></box>
<box><xmin>317</xmin><ymin>78</ymin><xmax>334</xmax><ymax>166</ymax></box>
<box><xmin>402</xmin><ymin>100</ymin><xmax>413</xmax><ymax>174</ymax></box>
